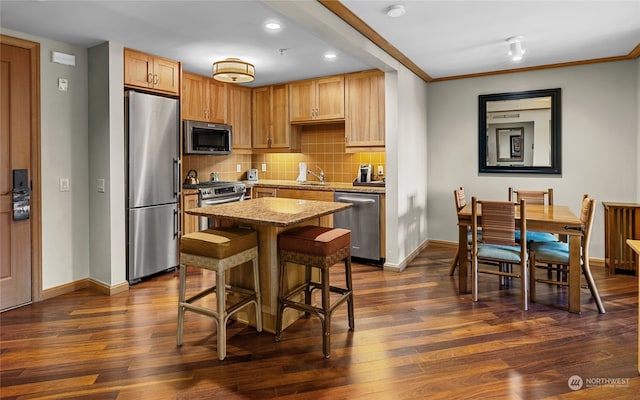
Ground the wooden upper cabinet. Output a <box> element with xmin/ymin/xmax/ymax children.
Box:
<box><xmin>345</xmin><ymin>70</ymin><xmax>385</xmax><ymax>151</ymax></box>
<box><xmin>252</xmin><ymin>84</ymin><xmax>292</xmax><ymax>149</ymax></box>
<box><xmin>289</xmin><ymin>76</ymin><xmax>344</xmax><ymax>123</ymax></box>
<box><xmin>181</xmin><ymin>72</ymin><xmax>225</xmax><ymax>122</ymax></box>
<box><xmin>124</xmin><ymin>48</ymin><xmax>180</xmax><ymax>95</ymax></box>
<box><xmin>226</xmin><ymin>84</ymin><xmax>252</xmax><ymax>150</ymax></box>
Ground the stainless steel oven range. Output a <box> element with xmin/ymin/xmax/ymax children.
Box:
<box><xmin>183</xmin><ymin>181</ymin><xmax>246</xmax><ymax>230</ymax></box>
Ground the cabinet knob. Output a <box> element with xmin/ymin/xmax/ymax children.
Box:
<box><xmin>147</xmin><ymin>73</ymin><xmax>153</xmax><ymax>84</ymax></box>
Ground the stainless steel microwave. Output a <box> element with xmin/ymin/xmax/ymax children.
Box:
<box><xmin>183</xmin><ymin>120</ymin><xmax>232</xmax><ymax>155</ymax></box>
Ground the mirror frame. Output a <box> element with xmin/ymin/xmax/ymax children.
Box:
<box><xmin>478</xmin><ymin>88</ymin><xmax>562</xmax><ymax>174</ymax></box>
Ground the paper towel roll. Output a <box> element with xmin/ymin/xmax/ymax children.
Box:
<box><xmin>296</xmin><ymin>162</ymin><xmax>307</xmax><ymax>182</ymax></box>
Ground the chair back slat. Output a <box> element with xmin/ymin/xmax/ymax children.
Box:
<box><xmin>479</xmin><ymin>200</ymin><xmax>517</xmax><ymax>246</ymax></box>
<box><xmin>508</xmin><ymin>187</ymin><xmax>553</xmax><ymax>205</ymax></box>
<box><xmin>454</xmin><ymin>187</ymin><xmax>466</xmax><ymax>211</ymax></box>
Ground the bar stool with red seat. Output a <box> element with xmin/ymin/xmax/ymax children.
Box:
<box><xmin>275</xmin><ymin>225</ymin><xmax>354</xmax><ymax>358</ymax></box>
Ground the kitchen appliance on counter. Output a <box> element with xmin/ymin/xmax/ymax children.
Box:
<box><xmin>182</xmin><ymin>181</ymin><xmax>246</xmax><ymax>230</ymax></box>
<box><xmin>333</xmin><ymin>191</ymin><xmax>382</xmax><ymax>265</ymax></box>
<box><xmin>184</xmin><ymin>169</ymin><xmax>199</xmax><ymax>185</ymax></box>
<box><xmin>125</xmin><ymin>91</ymin><xmax>180</xmax><ymax>284</ymax></box>
<box><xmin>357</xmin><ymin>164</ymin><xmax>372</xmax><ymax>183</ymax></box>
<box><xmin>247</xmin><ymin>168</ymin><xmax>258</xmax><ymax>181</ymax></box>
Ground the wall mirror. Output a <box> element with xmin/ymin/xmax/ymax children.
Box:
<box><xmin>478</xmin><ymin>88</ymin><xmax>561</xmax><ymax>174</ymax></box>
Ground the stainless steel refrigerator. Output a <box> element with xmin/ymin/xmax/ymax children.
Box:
<box><xmin>125</xmin><ymin>91</ymin><xmax>180</xmax><ymax>284</ymax></box>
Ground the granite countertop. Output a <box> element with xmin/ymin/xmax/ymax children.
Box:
<box><xmin>245</xmin><ymin>179</ymin><xmax>385</xmax><ymax>194</ymax></box>
<box><xmin>186</xmin><ymin>197</ymin><xmax>351</xmax><ymax>227</ymax></box>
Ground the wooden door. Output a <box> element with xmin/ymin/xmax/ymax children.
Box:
<box><xmin>316</xmin><ymin>76</ymin><xmax>344</xmax><ymax>120</ymax></box>
<box><xmin>1</xmin><ymin>41</ymin><xmax>33</xmax><ymax>310</ymax></box>
<box><xmin>270</xmin><ymin>84</ymin><xmax>290</xmax><ymax>148</ymax></box>
<box><xmin>153</xmin><ymin>56</ymin><xmax>180</xmax><ymax>95</ymax></box>
<box><xmin>182</xmin><ymin>73</ymin><xmax>206</xmax><ymax>121</ymax></box>
<box><xmin>288</xmin><ymin>79</ymin><xmax>315</xmax><ymax>122</ymax></box>
<box><xmin>124</xmin><ymin>48</ymin><xmax>152</xmax><ymax>89</ymax></box>
<box><xmin>227</xmin><ymin>85</ymin><xmax>252</xmax><ymax>150</ymax></box>
<box><xmin>205</xmin><ymin>78</ymin><xmax>226</xmax><ymax>123</ymax></box>
<box><xmin>251</xmin><ymin>86</ymin><xmax>271</xmax><ymax>148</ymax></box>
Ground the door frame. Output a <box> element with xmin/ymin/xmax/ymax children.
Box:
<box><xmin>1</xmin><ymin>34</ymin><xmax>42</xmax><ymax>303</ymax></box>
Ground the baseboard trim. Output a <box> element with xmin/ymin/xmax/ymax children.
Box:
<box><xmin>41</xmin><ymin>278</ymin><xmax>129</xmax><ymax>300</ymax></box>
<box><xmin>383</xmin><ymin>239</ymin><xmax>430</xmax><ymax>272</ymax></box>
<box><xmin>89</xmin><ymin>279</ymin><xmax>130</xmax><ymax>296</ymax></box>
<box><xmin>41</xmin><ymin>279</ymin><xmax>90</xmax><ymax>301</ymax></box>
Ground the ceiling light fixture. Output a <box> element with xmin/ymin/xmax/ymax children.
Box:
<box><xmin>386</xmin><ymin>4</ymin><xmax>406</xmax><ymax>18</ymax></box>
<box><xmin>324</xmin><ymin>52</ymin><xmax>337</xmax><ymax>60</ymax></box>
<box><xmin>265</xmin><ymin>22</ymin><xmax>281</xmax><ymax>30</ymax></box>
<box><xmin>506</xmin><ymin>36</ymin><xmax>526</xmax><ymax>62</ymax></box>
<box><xmin>212</xmin><ymin>58</ymin><xmax>255</xmax><ymax>83</ymax></box>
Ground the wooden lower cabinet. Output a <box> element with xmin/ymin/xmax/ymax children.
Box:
<box><xmin>181</xmin><ymin>193</ymin><xmax>199</xmax><ymax>236</ymax></box>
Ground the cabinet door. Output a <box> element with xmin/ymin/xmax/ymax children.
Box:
<box><xmin>345</xmin><ymin>70</ymin><xmax>385</xmax><ymax>149</ymax></box>
<box><xmin>205</xmin><ymin>78</ymin><xmax>226</xmax><ymax>123</ymax></box>
<box><xmin>182</xmin><ymin>73</ymin><xmax>207</xmax><ymax>121</ymax></box>
<box><xmin>270</xmin><ymin>84</ymin><xmax>290</xmax><ymax>148</ymax></box>
<box><xmin>316</xmin><ymin>76</ymin><xmax>344</xmax><ymax>120</ymax></box>
<box><xmin>182</xmin><ymin>194</ymin><xmax>199</xmax><ymax>236</ymax></box>
<box><xmin>124</xmin><ymin>48</ymin><xmax>152</xmax><ymax>89</ymax></box>
<box><xmin>289</xmin><ymin>79</ymin><xmax>315</xmax><ymax>122</ymax></box>
<box><xmin>227</xmin><ymin>85</ymin><xmax>252</xmax><ymax>150</ymax></box>
<box><xmin>252</xmin><ymin>86</ymin><xmax>271</xmax><ymax>149</ymax></box>
<box><xmin>253</xmin><ymin>187</ymin><xmax>277</xmax><ymax>198</ymax></box>
<box><xmin>153</xmin><ymin>56</ymin><xmax>180</xmax><ymax>95</ymax></box>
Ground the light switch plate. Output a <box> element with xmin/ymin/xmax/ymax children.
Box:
<box><xmin>261</xmin><ymin>163</ymin><xmax>267</xmax><ymax>172</ymax></box>
<box><xmin>97</xmin><ymin>178</ymin><xmax>105</xmax><ymax>193</ymax></box>
<box><xmin>58</xmin><ymin>78</ymin><xmax>68</xmax><ymax>91</ymax></box>
<box><xmin>59</xmin><ymin>178</ymin><xmax>70</xmax><ymax>192</ymax></box>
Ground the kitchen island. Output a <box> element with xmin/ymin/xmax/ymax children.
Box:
<box><xmin>186</xmin><ymin>197</ymin><xmax>351</xmax><ymax>332</ymax></box>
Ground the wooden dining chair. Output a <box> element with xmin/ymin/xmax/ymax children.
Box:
<box><xmin>508</xmin><ymin>187</ymin><xmax>558</xmax><ymax>244</ymax></box>
<box><xmin>449</xmin><ymin>187</ymin><xmax>468</xmax><ymax>275</ymax></box>
<box><xmin>529</xmin><ymin>195</ymin><xmax>605</xmax><ymax>313</ymax></box>
<box><xmin>471</xmin><ymin>197</ymin><xmax>528</xmax><ymax>310</ymax></box>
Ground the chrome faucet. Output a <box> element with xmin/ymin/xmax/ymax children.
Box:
<box><xmin>307</xmin><ymin>166</ymin><xmax>325</xmax><ymax>183</ymax></box>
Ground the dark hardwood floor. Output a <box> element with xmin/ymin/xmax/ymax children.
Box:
<box><xmin>1</xmin><ymin>243</ymin><xmax>638</xmax><ymax>399</ymax></box>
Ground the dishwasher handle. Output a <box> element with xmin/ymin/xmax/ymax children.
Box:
<box><xmin>335</xmin><ymin>196</ymin><xmax>376</xmax><ymax>204</ymax></box>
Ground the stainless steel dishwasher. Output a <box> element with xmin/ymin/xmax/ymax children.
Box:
<box><xmin>333</xmin><ymin>191</ymin><xmax>381</xmax><ymax>264</ymax></box>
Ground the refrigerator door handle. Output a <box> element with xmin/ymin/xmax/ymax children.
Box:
<box><xmin>173</xmin><ymin>158</ymin><xmax>181</xmax><ymax>198</ymax></box>
<box><xmin>174</xmin><ymin>208</ymin><xmax>179</xmax><ymax>239</ymax></box>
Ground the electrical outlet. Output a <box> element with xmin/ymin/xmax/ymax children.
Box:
<box><xmin>261</xmin><ymin>163</ymin><xmax>267</xmax><ymax>172</ymax></box>
<box><xmin>377</xmin><ymin>165</ymin><xmax>384</xmax><ymax>176</ymax></box>
<box><xmin>236</xmin><ymin>164</ymin><xmax>241</xmax><ymax>173</ymax></box>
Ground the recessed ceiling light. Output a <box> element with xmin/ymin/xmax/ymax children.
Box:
<box><xmin>324</xmin><ymin>52</ymin><xmax>337</xmax><ymax>60</ymax></box>
<box><xmin>265</xmin><ymin>22</ymin><xmax>281</xmax><ymax>30</ymax></box>
<box><xmin>386</xmin><ymin>4</ymin><xmax>406</xmax><ymax>18</ymax></box>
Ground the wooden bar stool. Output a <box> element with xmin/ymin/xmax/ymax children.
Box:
<box><xmin>177</xmin><ymin>227</ymin><xmax>262</xmax><ymax>360</ymax></box>
<box><xmin>275</xmin><ymin>226</ymin><xmax>354</xmax><ymax>358</ymax></box>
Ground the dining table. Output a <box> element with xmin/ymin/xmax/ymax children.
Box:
<box><xmin>625</xmin><ymin>239</ymin><xmax>640</xmax><ymax>374</ymax></box>
<box><xmin>457</xmin><ymin>203</ymin><xmax>584</xmax><ymax>313</ymax></box>
<box><xmin>186</xmin><ymin>196</ymin><xmax>351</xmax><ymax>333</ymax></box>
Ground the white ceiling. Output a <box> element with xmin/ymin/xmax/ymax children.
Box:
<box><xmin>1</xmin><ymin>0</ymin><xmax>639</xmax><ymax>86</ymax></box>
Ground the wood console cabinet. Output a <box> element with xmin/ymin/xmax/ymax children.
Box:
<box><xmin>181</xmin><ymin>72</ymin><xmax>226</xmax><ymax>122</ymax></box>
<box><xmin>252</xmin><ymin>84</ymin><xmax>296</xmax><ymax>150</ymax></box>
<box><xmin>603</xmin><ymin>202</ymin><xmax>640</xmax><ymax>275</ymax></box>
<box><xmin>124</xmin><ymin>48</ymin><xmax>180</xmax><ymax>96</ymax></box>
<box><xmin>345</xmin><ymin>70</ymin><xmax>385</xmax><ymax>152</ymax></box>
<box><xmin>289</xmin><ymin>76</ymin><xmax>344</xmax><ymax>123</ymax></box>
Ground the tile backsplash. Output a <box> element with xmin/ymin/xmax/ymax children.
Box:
<box><xmin>182</xmin><ymin>123</ymin><xmax>385</xmax><ymax>183</ymax></box>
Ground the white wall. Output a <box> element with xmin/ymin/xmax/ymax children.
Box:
<box><xmin>88</xmin><ymin>42</ymin><xmax>126</xmax><ymax>287</ymax></box>
<box><xmin>427</xmin><ymin>60</ymin><xmax>639</xmax><ymax>259</ymax></box>
<box><xmin>1</xmin><ymin>28</ymin><xmax>91</xmax><ymax>290</ymax></box>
